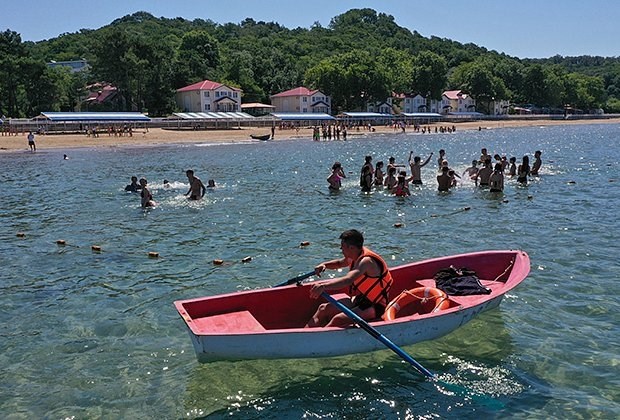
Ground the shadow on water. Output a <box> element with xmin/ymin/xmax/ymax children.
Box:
<box><xmin>181</xmin><ymin>311</ymin><xmax>552</xmax><ymax>418</ymax></box>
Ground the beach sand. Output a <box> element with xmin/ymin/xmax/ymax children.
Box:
<box><xmin>1</xmin><ymin>118</ymin><xmax>619</xmax><ymax>153</ymax></box>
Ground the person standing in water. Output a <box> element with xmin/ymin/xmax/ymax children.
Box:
<box><xmin>517</xmin><ymin>156</ymin><xmax>530</xmax><ymax>185</ymax></box>
<box><xmin>489</xmin><ymin>163</ymin><xmax>505</xmax><ymax>192</ymax></box>
<box><xmin>185</xmin><ymin>169</ymin><xmax>206</xmax><ymax>200</ymax></box>
<box><xmin>140</xmin><ymin>178</ymin><xmax>155</xmax><ymax>208</ymax></box>
<box><xmin>327</xmin><ymin>162</ymin><xmax>346</xmax><ymax>191</ymax></box>
<box><xmin>531</xmin><ymin>150</ymin><xmax>542</xmax><ymax>175</ymax></box>
<box><xmin>408</xmin><ymin>151</ymin><xmax>433</xmax><ymax>185</ymax></box>
<box><xmin>125</xmin><ymin>176</ymin><xmax>141</xmax><ymax>192</ymax></box>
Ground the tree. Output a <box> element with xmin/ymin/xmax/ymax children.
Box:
<box><xmin>0</xmin><ymin>30</ymin><xmax>27</xmax><ymax>116</ymax></box>
<box><xmin>174</xmin><ymin>30</ymin><xmax>220</xmax><ymax>88</ymax></box>
<box><xmin>410</xmin><ymin>51</ymin><xmax>448</xmax><ymax>100</ymax></box>
<box><xmin>305</xmin><ymin>50</ymin><xmax>390</xmax><ymax>113</ymax></box>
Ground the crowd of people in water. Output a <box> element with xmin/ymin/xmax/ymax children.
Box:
<box><xmin>328</xmin><ymin>148</ymin><xmax>543</xmax><ymax>195</ymax></box>
<box><xmin>124</xmin><ymin>169</ymin><xmax>215</xmax><ymax>208</ymax></box>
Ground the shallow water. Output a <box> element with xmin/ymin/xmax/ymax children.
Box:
<box><xmin>1</xmin><ymin>124</ymin><xmax>618</xmax><ymax>418</ymax></box>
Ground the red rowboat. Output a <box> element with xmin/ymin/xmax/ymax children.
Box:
<box><xmin>174</xmin><ymin>250</ymin><xmax>530</xmax><ymax>362</ymax></box>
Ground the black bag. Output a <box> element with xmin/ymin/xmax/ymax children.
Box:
<box><xmin>433</xmin><ymin>266</ymin><xmax>491</xmax><ymax>295</ymax></box>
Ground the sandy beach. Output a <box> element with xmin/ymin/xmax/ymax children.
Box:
<box><xmin>1</xmin><ymin>117</ymin><xmax>619</xmax><ymax>152</ymax></box>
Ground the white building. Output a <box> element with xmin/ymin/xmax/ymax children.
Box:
<box><xmin>270</xmin><ymin>87</ymin><xmax>331</xmax><ymax>114</ymax></box>
<box><xmin>175</xmin><ymin>80</ymin><xmax>242</xmax><ymax>113</ymax></box>
<box><xmin>367</xmin><ymin>93</ymin><xmax>430</xmax><ymax>114</ymax></box>
<box><xmin>438</xmin><ymin>90</ymin><xmax>476</xmax><ymax>114</ymax></box>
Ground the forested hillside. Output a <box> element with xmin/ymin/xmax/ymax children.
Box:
<box><xmin>1</xmin><ymin>8</ymin><xmax>618</xmax><ymax>117</ymax></box>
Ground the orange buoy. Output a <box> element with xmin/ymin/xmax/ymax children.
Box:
<box><xmin>56</xmin><ymin>240</ymin><xmax>66</xmax><ymax>245</ymax></box>
<box><xmin>394</xmin><ymin>223</ymin><xmax>403</xmax><ymax>228</ymax></box>
<box><xmin>148</xmin><ymin>252</ymin><xmax>159</xmax><ymax>258</ymax></box>
<box><xmin>213</xmin><ymin>259</ymin><xmax>224</xmax><ymax>265</ymax></box>
<box><xmin>383</xmin><ymin>287</ymin><xmax>450</xmax><ymax>321</ymax></box>
<box><xmin>300</xmin><ymin>241</ymin><xmax>310</xmax><ymax>247</ymax></box>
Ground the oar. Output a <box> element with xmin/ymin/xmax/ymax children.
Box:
<box><xmin>321</xmin><ymin>292</ymin><xmax>434</xmax><ymax>378</ymax></box>
<box><xmin>321</xmin><ymin>292</ymin><xmax>503</xmax><ymax>407</ymax></box>
<box><xmin>274</xmin><ymin>270</ymin><xmax>316</xmax><ymax>287</ymax></box>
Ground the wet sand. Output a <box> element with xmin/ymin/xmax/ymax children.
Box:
<box><xmin>1</xmin><ymin>117</ymin><xmax>619</xmax><ymax>153</ymax></box>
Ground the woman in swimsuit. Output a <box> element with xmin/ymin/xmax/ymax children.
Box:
<box><xmin>327</xmin><ymin>161</ymin><xmax>346</xmax><ymax>190</ymax></box>
<box><xmin>517</xmin><ymin>155</ymin><xmax>530</xmax><ymax>185</ymax></box>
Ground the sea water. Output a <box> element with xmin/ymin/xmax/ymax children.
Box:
<box><xmin>0</xmin><ymin>124</ymin><xmax>618</xmax><ymax>418</ymax></box>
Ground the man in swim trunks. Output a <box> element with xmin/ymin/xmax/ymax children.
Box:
<box><xmin>305</xmin><ymin>229</ymin><xmax>393</xmax><ymax>328</ymax></box>
<box><xmin>185</xmin><ymin>169</ymin><xmax>206</xmax><ymax>200</ymax></box>
<box><xmin>27</xmin><ymin>131</ymin><xmax>36</xmax><ymax>152</ymax></box>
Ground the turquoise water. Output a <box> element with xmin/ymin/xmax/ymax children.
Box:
<box><xmin>1</xmin><ymin>124</ymin><xmax>618</xmax><ymax>418</ymax></box>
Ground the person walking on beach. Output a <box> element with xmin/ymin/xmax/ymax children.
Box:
<box><xmin>408</xmin><ymin>151</ymin><xmax>433</xmax><ymax>185</ymax></box>
<box><xmin>27</xmin><ymin>131</ymin><xmax>36</xmax><ymax>152</ymax></box>
<box><xmin>305</xmin><ymin>229</ymin><xmax>393</xmax><ymax>328</ymax></box>
<box><xmin>185</xmin><ymin>169</ymin><xmax>206</xmax><ymax>200</ymax></box>
<box><xmin>531</xmin><ymin>151</ymin><xmax>542</xmax><ymax>175</ymax></box>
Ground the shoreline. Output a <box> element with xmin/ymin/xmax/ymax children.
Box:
<box><xmin>1</xmin><ymin>118</ymin><xmax>619</xmax><ymax>153</ymax></box>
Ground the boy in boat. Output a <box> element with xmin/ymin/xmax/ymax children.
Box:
<box><xmin>305</xmin><ymin>229</ymin><xmax>393</xmax><ymax>328</ymax></box>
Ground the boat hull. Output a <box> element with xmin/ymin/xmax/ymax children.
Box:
<box><xmin>175</xmin><ymin>250</ymin><xmax>529</xmax><ymax>362</ymax></box>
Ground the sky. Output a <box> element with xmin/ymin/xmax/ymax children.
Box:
<box><xmin>2</xmin><ymin>0</ymin><xmax>619</xmax><ymax>59</ymax></box>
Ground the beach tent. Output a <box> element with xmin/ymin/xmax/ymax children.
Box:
<box><xmin>172</xmin><ymin>112</ymin><xmax>254</xmax><ymax>120</ymax></box>
<box><xmin>39</xmin><ymin>112</ymin><xmax>150</xmax><ymax>122</ymax></box>
<box><xmin>338</xmin><ymin>112</ymin><xmax>393</xmax><ymax>125</ymax></box>
<box><xmin>271</xmin><ymin>113</ymin><xmax>335</xmax><ymax>121</ymax></box>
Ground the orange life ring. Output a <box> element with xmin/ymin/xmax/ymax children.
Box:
<box><xmin>383</xmin><ymin>287</ymin><xmax>450</xmax><ymax>321</ymax></box>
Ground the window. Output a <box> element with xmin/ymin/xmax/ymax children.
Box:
<box><xmin>233</xmin><ymin>92</ymin><xmax>237</xmax><ymax>98</ymax></box>
<box><xmin>215</xmin><ymin>91</ymin><xmax>220</xmax><ymax>98</ymax></box>
<box><xmin>204</xmin><ymin>91</ymin><xmax>210</xmax><ymax>98</ymax></box>
<box><xmin>303</xmin><ymin>97</ymin><xmax>307</xmax><ymax>102</ymax></box>
<box><xmin>205</xmin><ymin>104</ymin><xmax>210</xmax><ymax>111</ymax></box>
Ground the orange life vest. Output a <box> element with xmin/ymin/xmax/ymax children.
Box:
<box><xmin>349</xmin><ymin>247</ymin><xmax>393</xmax><ymax>306</ymax></box>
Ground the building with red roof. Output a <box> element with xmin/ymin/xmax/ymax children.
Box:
<box><xmin>269</xmin><ymin>87</ymin><xmax>331</xmax><ymax>115</ymax></box>
<box><xmin>175</xmin><ymin>80</ymin><xmax>243</xmax><ymax>113</ymax></box>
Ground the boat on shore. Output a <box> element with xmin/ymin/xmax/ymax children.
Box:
<box><xmin>174</xmin><ymin>250</ymin><xmax>530</xmax><ymax>362</ymax></box>
<box><xmin>250</xmin><ymin>133</ymin><xmax>271</xmax><ymax>141</ymax></box>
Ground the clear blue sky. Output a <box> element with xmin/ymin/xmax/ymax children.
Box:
<box><xmin>2</xmin><ymin>0</ymin><xmax>619</xmax><ymax>59</ymax></box>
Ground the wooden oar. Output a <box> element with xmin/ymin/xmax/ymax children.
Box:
<box><xmin>321</xmin><ymin>292</ymin><xmax>434</xmax><ymax>378</ymax></box>
<box><xmin>274</xmin><ymin>270</ymin><xmax>316</xmax><ymax>287</ymax></box>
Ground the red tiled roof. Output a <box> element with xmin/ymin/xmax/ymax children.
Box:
<box><xmin>443</xmin><ymin>90</ymin><xmax>464</xmax><ymax>100</ymax></box>
<box><xmin>177</xmin><ymin>80</ymin><xmax>241</xmax><ymax>92</ymax></box>
<box><xmin>271</xmin><ymin>86</ymin><xmax>320</xmax><ymax>98</ymax></box>
<box><xmin>85</xmin><ymin>85</ymin><xmax>117</xmax><ymax>104</ymax></box>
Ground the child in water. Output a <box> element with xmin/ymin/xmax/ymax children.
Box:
<box><xmin>384</xmin><ymin>166</ymin><xmax>397</xmax><ymax>190</ymax></box>
<box><xmin>139</xmin><ymin>178</ymin><xmax>156</xmax><ymax>208</ymax></box>
<box><xmin>392</xmin><ymin>175</ymin><xmax>410</xmax><ymax>196</ymax></box>
<box><xmin>327</xmin><ymin>162</ymin><xmax>346</xmax><ymax>191</ymax></box>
